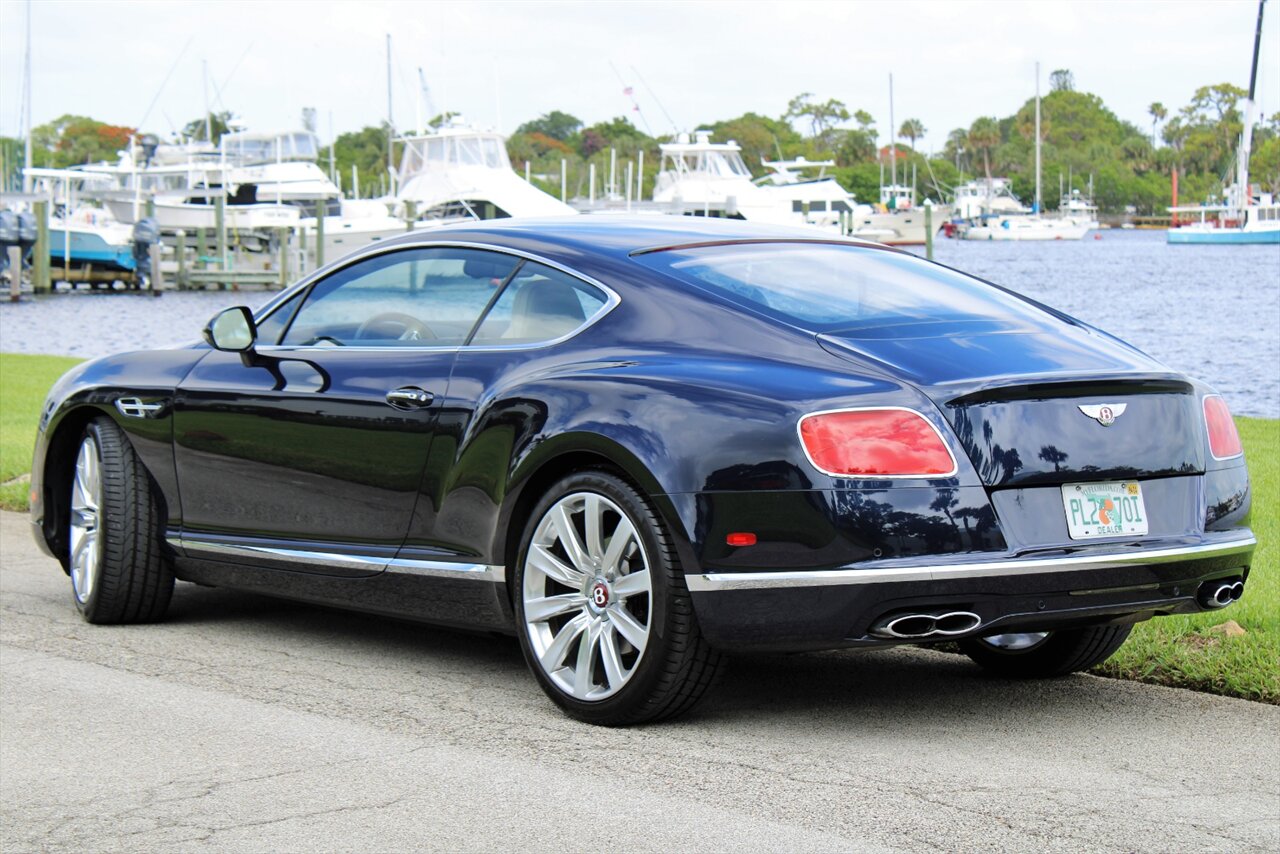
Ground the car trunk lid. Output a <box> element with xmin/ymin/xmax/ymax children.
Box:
<box><xmin>817</xmin><ymin>322</ymin><xmax>1206</xmax><ymax>487</ymax></box>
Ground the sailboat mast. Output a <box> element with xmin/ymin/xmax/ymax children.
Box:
<box><xmin>22</xmin><ymin>0</ymin><xmax>32</xmax><ymax>192</ymax></box>
<box><xmin>1236</xmin><ymin>0</ymin><xmax>1266</xmax><ymax>212</ymax></box>
<box><xmin>888</xmin><ymin>74</ymin><xmax>897</xmax><ymax>191</ymax></box>
<box><xmin>203</xmin><ymin>60</ymin><xmax>211</xmax><ymax>142</ymax></box>
<box><xmin>1035</xmin><ymin>62</ymin><xmax>1042</xmax><ymax>214</ymax></box>
<box><xmin>386</xmin><ymin>34</ymin><xmax>394</xmax><ymax>182</ymax></box>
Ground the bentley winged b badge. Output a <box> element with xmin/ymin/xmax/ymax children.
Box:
<box><xmin>1078</xmin><ymin>403</ymin><xmax>1127</xmax><ymax>427</ymax></box>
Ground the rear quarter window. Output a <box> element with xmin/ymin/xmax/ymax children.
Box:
<box><xmin>632</xmin><ymin>242</ymin><xmax>1055</xmax><ymax>335</ymax></box>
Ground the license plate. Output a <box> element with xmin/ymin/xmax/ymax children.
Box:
<box><xmin>1060</xmin><ymin>481</ymin><xmax>1148</xmax><ymax>539</ymax></box>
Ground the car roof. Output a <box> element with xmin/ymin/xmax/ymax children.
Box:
<box><xmin>372</xmin><ymin>215</ymin><xmax>889</xmax><ymax>260</ymax></box>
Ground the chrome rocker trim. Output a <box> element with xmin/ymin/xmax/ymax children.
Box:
<box><xmin>685</xmin><ymin>533</ymin><xmax>1257</xmax><ymax>592</ymax></box>
<box><xmin>171</xmin><ymin>536</ymin><xmax>505</xmax><ymax>582</ymax></box>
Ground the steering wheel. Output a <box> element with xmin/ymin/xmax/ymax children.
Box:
<box><xmin>353</xmin><ymin>312</ymin><xmax>436</xmax><ymax>342</ymax></box>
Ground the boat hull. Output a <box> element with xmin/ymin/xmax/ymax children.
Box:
<box><xmin>1167</xmin><ymin>227</ymin><xmax>1280</xmax><ymax>245</ymax></box>
<box><xmin>46</xmin><ymin>227</ymin><xmax>135</xmax><ymax>271</ymax></box>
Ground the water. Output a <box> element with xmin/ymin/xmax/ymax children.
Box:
<box><xmin>1</xmin><ymin>229</ymin><xmax>1277</xmax><ymax>417</ymax></box>
<box><xmin>904</xmin><ymin>230</ymin><xmax>1280</xmax><ymax>418</ymax></box>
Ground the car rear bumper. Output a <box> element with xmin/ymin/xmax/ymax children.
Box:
<box><xmin>686</xmin><ymin>530</ymin><xmax>1256</xmax><ymax>651</ymax></box>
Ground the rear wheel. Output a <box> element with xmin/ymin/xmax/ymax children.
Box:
<box><xmin>514</xmin><ymin>471</ymin><xmax>723</xmax><ymax>725</ymax></box>
<box><xmin>959</xmin><ymin>625</ymin><xmax>1132</xmax><ymax>678</ymax></box>
<box><xmin>68</xmin><ymin>418</ymin><xmax>174</xmax><ymax>624</ymax></box>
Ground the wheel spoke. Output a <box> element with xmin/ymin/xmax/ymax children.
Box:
<box><xmin>602</xmin><ymin>516</ymin><xmax>636</xmax><ymax>574</ymax></box>
<box><xmin>583</xmin><ymin>494</ymin><xmax>604</xmax><ymax>562</ymax></box>
<box><xmin>525</xmin><ymin>593</ymin><xmax>587</xmax><ymax>623</ymax></box>
<box><xmin>540</xmin><ymin>612</ymin><xmax>589</xmax><ymax>672</ymax></box>
<box><xmin>573</xmin><ymin>618</ymin><xmax>601</xmax><ymax>697</ymax></box>
<box><xmin>612</xmin><ymin>569</ymin><xmax>650</xmax><ymax>600</ymax></box>
<box><xmin>551</xmin><ymin>504</ymin><xmax>591</xmax><ymax>571</ymax></box>
<box><xmin>528</xmin><ymin>544</ymin><xmax>586</xmax><ymax>589</ymax></box>
<box><xmin>608</xmin><ymin>605</ymin><xmax>648</xmax><ymax>652</ymax></box>
<box><xmin>599</xmin><ymin>623</ymin><xmax>626</xmax><ymax>689</ymax></box>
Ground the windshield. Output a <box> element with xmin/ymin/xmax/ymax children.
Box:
<box><xmin>633</xmin><ymin>242</ymin><xmax>1058</xmax><ymax>335</ymax></box>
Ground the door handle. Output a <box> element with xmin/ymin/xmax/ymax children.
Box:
<box><xmin>385</xmin><ymin>387</ymin><xmax>434</xmax><ymax>409</ymax></box>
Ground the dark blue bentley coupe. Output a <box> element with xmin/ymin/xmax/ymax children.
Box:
<box><xmin>30</xmin><ymin>217</ymin><xmax>1255</xmax><ymax>724</ymax></box>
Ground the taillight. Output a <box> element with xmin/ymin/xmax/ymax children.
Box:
<box><xmin>1203</xmin><ymin>395</ymin><xmax>1243</xmax><ymax>460</ymax></box>
<box><xmin>798</xmin><ymin>408</ymin><xmax>957</xmax><ymax>477</ymax></box>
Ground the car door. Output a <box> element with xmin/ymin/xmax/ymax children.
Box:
<box><xmin>399</xmin><ymin>259</ymin><xmax>616</xmax><ymax>563</ymax></box>
<box><xmin>173</xmin><ymin>246</ymin><xmax>520</xmax><ymax>576</ymax></box>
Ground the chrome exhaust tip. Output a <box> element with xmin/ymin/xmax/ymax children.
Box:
<box><xmin>871</xmin><ymin>611</ymin><xmax>982</xmax><ymax>639</ymax></box>
<box><xmin>1197</xmin><ymin>579</ymin><xmax>1241</xmax><ymax>610</ymax></box>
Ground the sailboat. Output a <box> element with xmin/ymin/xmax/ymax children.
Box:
<box><xmin>1167</xmin><ymin>0</ymin><xmax>1280</xmax><ymax>244</ymax></box>
<box><xmin>963</xmin><ymin>64</ymin><xmax>1092</xmax><ymax>241</ymax></box>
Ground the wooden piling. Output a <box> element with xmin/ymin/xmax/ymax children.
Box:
<box><xmin>404</xmin><ymin>200</ymin><xmax>417</xmax><ymax>232</ymax></box>
<box><xmin>315</xmin><ymin>210</ymin><xmax>325</xmax><ymax>269</ymax></box>
<box><xmin>176</xmin><ymin>230</ymin><xmax>187</xmax><ymax>289</ymax></box>
<box><xmin>925</xmin><ymin>203</ymin><xmax>934</xmax><ymax>261</ymax></box>
<box><xmin>215</xmin><ymin>195</ymin><xmax>228</xmax><ymax>274</ymax></box>
<box><xmin>7</xmin><ymin>245</ymin><xmax>21</xmax><ymax>301</ymax></box>
<box><xmin>278</xmin><ymin>228</ymin><xmax>289</xmax><ymax>289</ymax></box>
<box><xmin>32</xmin><ymin>199</ymin><xmax>50</xmax><ymax>294</ymax></box>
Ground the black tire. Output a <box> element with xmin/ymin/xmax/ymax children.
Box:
<box><xmin>959</xmin><ymin>625</ymin><xmax>1133</xmax><ymax>678</ymax></box>
<box><xmin>513</xmin><ymin>471</ymin><xmax>724</xmax><ymax>725</ymax></box>
<box><xmin>68</xmin><ymin>417</ymin><xmax>174</xmax><ymax>624</ymax></box>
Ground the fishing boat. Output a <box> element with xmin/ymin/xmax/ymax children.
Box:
<box><xmin>24</xmin><ymin>168</ymin><xmax>139</xmax><ymax>271</ymax></box>
<box><xmin>651</xmin><ymin>131</ymin><xmax>799</xmax><ymax>224</ymax></box>
<box><xmin>395</xmin><ymin>117</ymin><xmax>577</xmax><ymax>220</ymax></box>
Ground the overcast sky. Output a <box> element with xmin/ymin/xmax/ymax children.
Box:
<box><xmin>2</xmin><ymin>0</ymin><xmax>1277</xmax><ymax>155</ymax></box>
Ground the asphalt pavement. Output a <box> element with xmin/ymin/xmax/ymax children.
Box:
<box><xmin>2</xmin><ymin>510</ymin><xmax>1277</xmax><ymax>853</ymax></box>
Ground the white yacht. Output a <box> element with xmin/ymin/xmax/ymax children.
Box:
<box><xmin>951</xmin><ymin>178</ymin><xmax>1030</xmax><ymax>220</ymax></box>
<box><xmin>1059</xmin><ymin>187</ymin><xmax>1101</xmax><ymax>231</ymax></box>
<box><xmin>652</xmin><ymin>132</ymin><xmax>798</xmax><ymax>224</ymax></box>
<box><xmin>395</xmin><ymin>118</ymin><xmax>577</xmax><ymax>220</ymax></box>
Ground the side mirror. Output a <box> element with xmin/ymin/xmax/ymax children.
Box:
<box><xmin>203</xmin><ymin>306</ymin><xmax>257</xmax><ymax>353</ymax></box>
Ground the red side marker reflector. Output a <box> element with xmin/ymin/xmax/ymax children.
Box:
<box><xmin>726</xmin><ymin>532</ymin><xmax>757</xmax><ymax>547</ymax></box>
<box><xmin>1203</xmin><ymin>395</ymin><xmax>1243</xmax><ymax>460</ymax></box>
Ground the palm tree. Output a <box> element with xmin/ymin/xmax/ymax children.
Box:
<box><xmin>967</xmin><ymin>117</ymin><xmax>1001</xmax><ymax>210</ymax></box>
<box><xmin>1148</xmin><ymin>102</ymin><xmax>1167</xmax><ymax>149</ymax></box>
<box><xmin>898</xmin><ymin>118</ymin><xmax>926</xmax><ymax>151</ymax></box>
<box><xmin>945</xmin><ymin>128</ymin><xmax>968</xmax><ymax>173</ymax></box>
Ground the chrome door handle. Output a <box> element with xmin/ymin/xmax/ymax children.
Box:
<box><xmin>385</xmin><ymin>387</ymin><xmax>434</xmax><ymax>409</ymax></box>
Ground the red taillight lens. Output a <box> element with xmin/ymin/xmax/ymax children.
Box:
<box><xmin>798</xmin><ymin>408</ymin><xmax>957</xmax><ymax>477</ymax></box>
<box><xmin>1203</xmin><ymin>395</ymin><xmax>1243</xmax><ymax>460</ymax></box>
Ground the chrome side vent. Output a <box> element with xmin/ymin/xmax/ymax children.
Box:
<box><xmin>115</xmin><ymin>397</ymin><xmax>165</xmax><ymax>419</ymax></box>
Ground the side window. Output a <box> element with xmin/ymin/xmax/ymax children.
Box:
<box><xmin>281</xmin><ymin>248</ymin><xmax>518</xmax><ymax>347</ymax></box>
<box><xmin>469</xmin><ymin>262</ymin><xmax>609</xmax><ymax>345</ymax></box>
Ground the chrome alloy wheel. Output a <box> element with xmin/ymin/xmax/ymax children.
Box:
<box><xmin>522</xmin><ymin>491</ymin><xmax>653</xmax><ymax>701</ymax></box>
<box><xmin>979</xmin><ymin>632</ymin><xmax>1051</xmax><ymax>651</ymax></box>
<box><xmin>69</xmin><ymin>435</ymin><xmax>103</xmax><ymax>604</ymax></box>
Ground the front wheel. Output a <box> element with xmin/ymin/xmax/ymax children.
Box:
<box><xmin>958</xmin><ymin>625</ymin><xmax>1133</xmax><ymax>678</ymax></box>
<box><xmin>514</xmin><ymin>471</ymin><xmax>723</xmax><ymax>725</ymax></box>
<box><xmin>68</xmin><ymin>418</ymin><xmax>174</xmax><ymax>624</ymax></box>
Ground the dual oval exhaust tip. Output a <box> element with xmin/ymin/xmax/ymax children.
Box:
<box><xmin>1198</xmin><ymin>579</ymin><xmax>1245</xmax><ymax>610</ymax></box>
<box><xmin>871</xmin><ymin>610</ymin><xmax>982</xmax><ymax>640</ymax></box>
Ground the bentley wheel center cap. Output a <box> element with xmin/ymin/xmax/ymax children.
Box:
<box><xmin>590</xmin><ymin>581</ymin><xmax>611</xmax><ymax>609</ymax></box>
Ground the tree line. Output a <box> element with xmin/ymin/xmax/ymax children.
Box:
<box><xmin>5</xmin><ymin>69</ymin><xmax>1278</xmax><ymax>215</ymax></box>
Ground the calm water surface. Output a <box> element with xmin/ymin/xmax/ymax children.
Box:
<box><xmin>1</xmin><ymin>229</ymin><xmax>1277</xmax><ymax>417</ymax></box>
<box><xmin>908</xmin><ymin>230</ymin><xmax>1279</xmax><ymax>418</ymax></box>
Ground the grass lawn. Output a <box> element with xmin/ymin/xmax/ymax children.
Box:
<box><xmin>1093</xmin><ymin>416</ymin><xmax>1279</xmax><ymax>703</ymax></box>
<box><xmin>0</xmin><ymin>353</ymin><xmax>83</xmax><ymax>511</ymax></box>
<box><xmin>0</xmin><ymin>351</ymin><xmax>1276</xmax><ymax>703</ymax></box>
